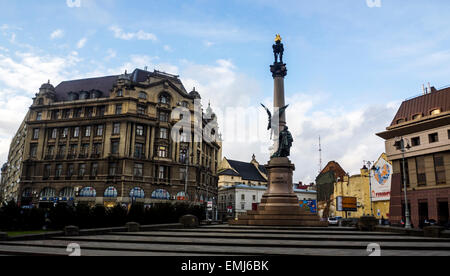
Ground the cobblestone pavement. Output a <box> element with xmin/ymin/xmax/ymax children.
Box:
<box><xmin>1</xmin><ymin>225</ymin><xmax>449</xmax><ymax>256</ymax></box>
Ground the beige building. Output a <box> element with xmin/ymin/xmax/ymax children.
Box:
<box><xmin>218</xmin><ymin>155</ymin><xmax>268</xmax><ymax>188</ymax></box>
<box><xmin>1</xmin><ymin>69</ymin><xmax>222</xmax><ymax>208</ymax></box>
<box><xmin>377</xmin><ymin>85</ymin><xmax>450</xmax><ymax>227</ymax></box>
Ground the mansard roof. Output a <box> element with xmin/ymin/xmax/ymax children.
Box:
<box><xmin>53</xmin><ymin>69</ymin><xmax>189</xmax><ymax>102</ymax></box>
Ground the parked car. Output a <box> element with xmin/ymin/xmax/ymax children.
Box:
<box><xmin>328</xmin><ymin>217</ymin><xmax>339</xmax><ymax>226</ymax></box>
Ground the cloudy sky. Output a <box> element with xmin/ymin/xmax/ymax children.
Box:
<box><xmin>1</xmin><ymin>0</ymin><xmax>450</xmax><ymax>183</ymax></box>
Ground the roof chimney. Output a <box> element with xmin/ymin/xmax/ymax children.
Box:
<box><xmin>422</xmin><ymin>84</ymin><xmax>426</xmax><ymax>95</ymax></box>
<box><xmin>428</xmin><ymin>82</ymin><xmax>432</xmax><ymax>94</ymax></box>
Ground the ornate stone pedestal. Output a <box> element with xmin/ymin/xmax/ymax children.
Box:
<box><xmin>229</xmin><ymin>158</ymin><xmax>326</xmax><ymax>226</ymax></box>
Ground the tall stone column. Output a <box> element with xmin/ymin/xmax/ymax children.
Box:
<box><xmin>229</xmin><ymin>35</ymin><xmax>326</xmax><ymax>226</ymax></box>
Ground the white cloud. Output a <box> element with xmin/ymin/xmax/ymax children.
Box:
<box><xmin>76</xmin><ymin>37</ymin><xmax>87</xmax><ymax>49</ymax></box>
<box><xmin>50</xmin><ymin>29</ymin><xmax>64</xmax><ymax>39</ymax></box>
<box><xmin>105</xmin><ymin>48</ymin><xmax>117</xmax><ymax>61</ymax></box>
<box><xmin>163</xmin><ymin>45</ymin><xmax>173</xmax><ymax>52</ymax></box>
<box><xmin>110</xmin><ymin>26</ymin><xmax>157</xmax><ymax>41</ymax></box>
<box><xmin>176</xmin><ymin>59</ymin><xmax>398</xmax><ymax>183</ymax></box>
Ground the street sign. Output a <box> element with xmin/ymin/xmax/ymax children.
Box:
<box><xmin>337</xmin><ymin>196</ymin><xmax>357</xmax><ymax>212</ymax></box>
<box><xmin>207</xmin><ymin>201</ymin><xmax>213</xmax><ymax>210</ymax></box>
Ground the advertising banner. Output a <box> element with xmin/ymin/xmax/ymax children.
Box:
<box><xmin>370</xmin><ymin>155</ymin><xmax>392</xmax><ymax>202</ymax></box>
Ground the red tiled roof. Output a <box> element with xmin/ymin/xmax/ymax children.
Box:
<box><xmin>391</xmin><ymin>87</ymin><xmax>450</xmax><ymax>126</ymax></box>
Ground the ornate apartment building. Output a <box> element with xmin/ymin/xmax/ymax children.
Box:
<box><xmin>1</xmin><ymin>68</ymin><xmax>222</xmax><ymax>208</ymax></box>
<box><xmin>1</xmin><ymin>112</ymin><xmax>29</xmax><ymax>203</ymax></box>
<box><xmin>377</xmin><ymin>85</ymin><xmax>450</xmax><ymax>228</ymax></box>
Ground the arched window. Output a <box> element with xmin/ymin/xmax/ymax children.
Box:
<box><xmin>40</xmin><ymin>187</ymin><xmax>56</xmax><ymax>198</ymax></box>
<box><xmin>151</xmin><ymin>189</ymin><xmax>170</xmax><ymax>200</ymax></box>
<box><xmin>176</xmin><ymin>191</ymin><xmax>188</xmax><ymax>201</ymax></box>
<box><xmin>130</xmin><ymin>187</ymin><xmax>145</xmax><ymax>199</ymax></box>
<box><xmin>59</xmin><ymin>187</ymin><xmax>75</xmax><ymax>198</ymax></box>
<box><xmin>104</xmin><ymin>187</ymin><xmax>118</xmax><ymax>198</ymax></box>
<box><xmin>159</xmin><ymin>94</ymin><xmax>171</xmax><ymax>104</ymax></box>
<box><xmin>79</xmin><ymin>187</ymin><xmax>96</xmax><ymax>197</ymax></box>
<box><xmin>139</xmin><ymin>92</ymin><xmax>147</xmax><ymax>100</ymax></box>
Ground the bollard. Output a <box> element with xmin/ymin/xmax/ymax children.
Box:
<box><xmin>179</xmin><ymin>215</ymin><xmax>199</xmax><ymax>228</ymax></box>
<box><xmin>65</xmin><ymin>226</ymin><xmax>80</xmax><ymax>236</ymax></box>
<box><xmin>126</xmin><ymin>222</ymin><xmax>140</xmax><ymax>232</ymax></box>
<box><xmin>423</xmin><ymin>226</ymin><xmax>445</xmax><ymax>238</ymax></box>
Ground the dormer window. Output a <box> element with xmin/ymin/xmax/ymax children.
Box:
<box><xmin>80</xmin><ymin>91</ymin><xmax>90</xmax><ymax>100</ymax></box>
<box><xmin>68</xmin><ymin>92</ymin><xmax>79</xmax><ymax>101</ymax></box>
<box><xmin>412</xmin><ymin>114</ymin><xmax>422</xmax><ymax>120</ymax></box>
<box><xmin>181</xmin><ymin>101</ymin><xmax>189</xmax><ymax>108</ymax></box>
<box><xmin>139</xmin><ymin>92</ymin><xmax>147</xmax><ymax>100</ymax></box>
<box><xmin>396</xmin><ymin>118</ymin><xmax>406</xmax><ymax>124</ymax></box>
<box><xmin>37</xmin><ymin>98</ymin><xmax>44</xmax><ymax>105</ymax></box>
<box><xmin>431</xmin><ymin>109</ymin><xmax>441</xmax><ymax>115</ymax></box>
<box><xmin>117</xmin><ymin>90</ymin><xmax>123</xmax><ymax>97</ymax></box>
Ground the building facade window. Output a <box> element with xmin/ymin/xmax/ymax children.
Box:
<box><xmin>111</xmin><ymin>140</ymin><xmax>119</xmax><ymax>154</ymax></box>
<box><xmin>159</xmin><ymin>94</ymin><xmax>170</xmax><ymax>104</ymax></box>
<box><xmin>51</xmin><ymin>128</ymin><xmax>58</xmax><ymax>139</ymax></box>
<box><xmin>33</xmin><ymin>128</ymin><xmax>39</xmax><ymax>140</ymax></box>
<box><xmin>137</xmin><ymin>105</ymin><xmax>146</xmax><ymax>115</ymax></box>
<box><xmin>159</xmin><ymin>128</ymin><xmax>168</xmax><ymax>139</ymax></box>
<box><xmin>113</xmin><ymin>123</ymin><xmax>120</xmax><ymax>135</ymax></box>
<box><xmin>44</xmin><ymin>165</ymin><xmax>51</xmax><ymax>179</ymax></box>
<box><xmin>85</xmin><ymin>126</ymin><xmax>91</xmax><ymax>137</ymax></box>
<box><xmin>62</xmin><ymin>128</ymin><xmax>69</xmax><ymax>138</ymax></box>
<box><xmin>411</xmin><ymin>137</ymin><xmax>420</xmax><ymax>147</ymax></box>
<box><xmin>158</xmin><ymin>145</ymin><xmax>168</xmax><ymax>158</ymax></box>
<box><xmin>117</xmin><ymin>90</ymin><xmax>123</xmax><ymax>97</ymax></box>
<box><xmin>63</xmin><ymin>109</ymin><xmax>70</xmax><ymax>119</ymax></box>
<box><xmin>158</xmin><ymin>166</ymin><xmax>166</xmax><ymax>179</ymax></box>
<box><xmin>79</xmin><ymin>164</ymin><xmax>86</xmax><ymax>177</ymax></box>
<box><xmin>134</xmin><ymin>163</ymin><xmax>143</xmax><ymax>177</ymax></box>
<box><xmin>81</xmin><ymin>144</ymin><xmax>89</xmax><ymax>157</ymax></box>
<box><xmin>85</xmin><ymin>107</ymin><xmax>93</xmax><ymax>117</ymax></box>
<box><xmin>159</xmin><ymin>112</ymin><xmax>169</xmax><ymax>122</ymax></box>
<box><xmin>135</xmin><ymin>143</ymin><xmax>144</xmax><ymax>159</ymax></box>
<box><xmin>136</xmin><ymin>125</ymin><xmax>144</xmax><ymax>136</ymax></box>
<box><xmin>91</xmin><ymin>163</ymin><xmax>98</xmax><ymax>177</ymax></box>
<box><xmin>139</xmin><ymin>92</ymin><xmax>147</xmax><ymax>100</ymax></box>
<box><xmin>416</xmin><ymin>156</ymin><xmax>427</xmax><ymax>186</ymax></box>
<box><xmin>55</xmin><ymin>164</ymin><xmax>63</xmax><ymax>178</ymax></box>
<box><xmin>115</xmin><ymin>104</ymin><xmax>122</xmax><ymax>114</ymax></box>
<box><xmin>97</xmin><ymin>106</ymin><xmax>106</xmax><ymax>117</ymax></box>
<box><xmin>73</xmin><ymin>108</ymin><xmax>81</xmax><ymax>118</ymax></box>
<box><xmin>96</xmin><ymin>125</ymin><xmax>104</xmax><ymax>136</ymax></box>
<box><xmin>67</xmin><ymin>164</ymin><xmax>74</xmax><ymax>177</ymax></box>
<box><xmin>109</xmin><ymin>162</ymin><xmax>117</xmax><ymax>176</ymax></box>
<box><xmin>30</xmin><ymin>144</ymin><xmax>38</xmax><ymax>158</ymax></box>
<box><xmin>73</xmin><ymin>127</ymin><xmax>80</xmax><ymax>138</ymax></box>
<box><xmin>429</xmin><ymin>133</ymin><xmax>439</xmax><ymax>143</ymax></box>
<box><xmin>434</xmin><ymin>154</ymin><xmax>446</xmax><ymax>185</ymax></box>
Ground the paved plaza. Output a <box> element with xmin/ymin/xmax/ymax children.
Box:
<box><xmin>0</xmin><ymin>225</ymin><xmax>450</xmax><ymax>256</ymax></box>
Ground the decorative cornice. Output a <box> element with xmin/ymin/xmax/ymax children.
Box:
<box><xmin>270</xmin><ymin>63</ymin><xmax>287</xmax><ymax>78</ymax></box>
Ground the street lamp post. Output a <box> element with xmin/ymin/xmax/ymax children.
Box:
<box><xmin>395</xmin><ymin>138</ymin><xmax>412</xmax><ymax>229</ymax></box>
<box><xmin>364</xmin><ymin>161</ymin><xmax>375</xmax><ymax>217</ymax></box>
